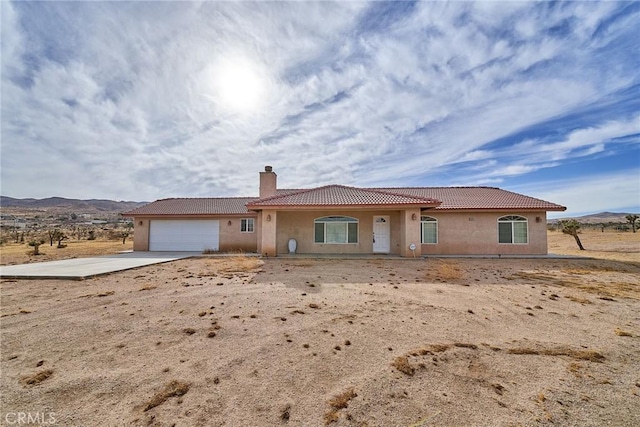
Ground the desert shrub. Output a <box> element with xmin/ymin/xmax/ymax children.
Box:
<box><xmin>328</xmin><ymin>387</ymin><xmax>357</xmax><ymax>409</ymax></box>
<box><xmin>21</xmin><ymin>369</ymin><xmax>54</xmax><ymax>386</ymax></box>
<box><xmin>436</xmin><ymin>260</ymin><xmax>464</xmax><ymax>280</ymax></box>
<box><xmin>28</xmin><ymin>239</ymin><xmax>46</xmax><ymax>255</ymax></box>
<box><xmin>143</xmin><ymin>380</ymin><xmax>190</xmax><ymax>411</ymax></box>
<box><xmin>392</xmin><ymin>356</ymin><xmax>415</xmax><ymax>376</ymax></box>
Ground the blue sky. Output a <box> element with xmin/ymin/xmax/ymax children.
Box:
<box><xmin>1</xmin><ymin>1</ymin><xmax>638</xmax><ymax>218</ymax></box>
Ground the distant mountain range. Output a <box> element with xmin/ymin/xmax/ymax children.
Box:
<box><xmin>0</xmin><ymin>196</ymin><xmax>147</xmax><ymax>213</ymax></box>
<box><xmin>549</xmin><ymin>212</ymin><xmax>637</xmax><ymax>224</ymax></box>
<box><xmin>1</xmin><ymin>197</ymin><xmax>635</xmax><ymax>223</ymax></box>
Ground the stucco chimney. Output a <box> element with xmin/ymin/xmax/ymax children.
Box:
<box><xmin>260</xmin><ymin>166</ymin><xmax>277</xmax><ymax>198</ymax></box>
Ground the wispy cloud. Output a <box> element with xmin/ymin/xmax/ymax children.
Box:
<box><xmin>513</xmin><ymin>169</ymin><xmax>640</xmax><ymax>219</ymax></box>
<box><xmin>1</xmin><ymin>1</ymin><xmax>638</xmax><ymax>216</ymax></box>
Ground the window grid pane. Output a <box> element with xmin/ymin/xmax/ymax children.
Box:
<box><xmin>498</xmin><ymin>223</ymin><xmax>513</xmax><ymax>243</ymax></box>
<box><xmin>347</xmin><ymin>222</ymin><xmax>358</xmax><ymax>243</ymax></box>
<box><xmin>314</xmin><ymin>223</ymin><xmax>324</xmax><ymax>243</ymax></box>
<box><xmin>314</xmin><ymin>217</ymin><xmax>359</xmax><ymax>243</ymax></box>
<box><xmin>513</xmin><ymin>222</ymin><xmax>527</xmax><ymax>243</ymax></box>
<box><xmin>241</xmin><ymin>218</ymin><xmax>254</xmax><ymax>233</ymax></box>
<box><xmin>325</xmin><ymin>222</ymin><xmax>347</xmax><ymax>243</ymax></box>
<box><xmin>422</xmin><ymin>222</ymin><xmax>437</xmax><ymax>244</ymax></box>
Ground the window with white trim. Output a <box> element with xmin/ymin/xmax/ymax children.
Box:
<box><xmin>498</xmin><ymin>215</ymin><xmax>528</xmax><ymax>244</ymax></box>
<box><xmin>421</xmin><ymin>216</ymin><xmax>438</xmax><ymax>244</ymax></box>
<box><xmin>314</xmin><ymin>216</ymin><xmax>358</xmax><ymax>244</ymax></box>
<box><xmin>240</xmin><ymin>218</ymin><xmax>254</xmax><ymax>233</ymax></box>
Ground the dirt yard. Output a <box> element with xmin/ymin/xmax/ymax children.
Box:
<box><xmin>0</xmin><ymin>239</ymin><xmax>134</xmax><ymax>266</ymax></box>
<box><xmin>1</xmin><ymin>232</ymin><xmax>639</xmax><ymax>426</ymax></box>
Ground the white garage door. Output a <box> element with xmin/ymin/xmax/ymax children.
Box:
<box><xmin>149</xmin><ymin>220</ymin><xmax>219</xmax><ymax>251</ymax></box>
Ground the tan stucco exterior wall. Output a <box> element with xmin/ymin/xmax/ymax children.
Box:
<box><xmin>219</xmin><ymin>217</ymin><xmax>258</xmax><ymax>252</ymax></box>
<box><xmin>400</xmin><ymin>208</ymin><xmax>422</xmax><ymax>257</ymax></box>
<box><xmin>132</xmin><ymin>210</ymin><xmax>550</xmax><ymax>256</ymax></box>
<box><xmin>275</xmin><ymin>210</ymin><xmax>404</xmax><ymax>255</ymax></box>
<box><xmin>420</xmin><ymin>211</ymin><xmax>549</xmax><ymax>255</ymax></box>
<box><xmin>133</xmin><ymin>218</ymin><xmax>150</xmax><ymax>251</ymax></box>
<box><xmin>260</xmin><ymin>210</ymin><xmax>277</xmax><ymax>256</ymax></box>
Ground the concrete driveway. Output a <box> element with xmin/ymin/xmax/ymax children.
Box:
<box><xmin>0</xmin><ymin>252</ymin><xmax>198</xmax><ymax>280</ymax></box>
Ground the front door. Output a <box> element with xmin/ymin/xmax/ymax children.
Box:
<box><xmin>373</xmin><ymin>216</ymin><xmax>390</xmax><ymax>253</ymax></box>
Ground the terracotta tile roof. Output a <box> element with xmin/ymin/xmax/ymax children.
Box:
<box><xmin>123</xmin><ymin>197</ymin><xmax>258</xmax><ymax>216</ymax></box>
<box><xmin>124</xmin><ymin>186</ymin><xmax>565</xmax><ymax>216</ymax></box>
<box><xmin>374</xmin><ymin>187</ymin><xmax>566</xmax><ymax>211</ymax></box>
<box><xmin>246</xmin><ymin>185</ymin><xmax>441</xmax><ymax>208</ymax></box>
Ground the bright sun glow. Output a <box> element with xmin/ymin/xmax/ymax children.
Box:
<box><xmin>212</xmin><ymin>57</ymin><xmax>265</xmax><ymax>113</ymax></box>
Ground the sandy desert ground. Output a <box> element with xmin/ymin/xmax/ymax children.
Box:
<box><xmin>1</xmin><ymin>231</ymin><xmax>639</xmax><ymax>426</ymax></box>
<box><xmin>0</xmin><ymin>240</ymin><xmax>134</xmax><ymax>266</ymax></box>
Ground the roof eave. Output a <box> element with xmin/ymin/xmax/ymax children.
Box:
<box><xmin>431</xmin><ymin>206</ymin><xmax>567</xmax><ymax>212</ymax></box>
<box><xmin>122</xmin><ymin>212</ymin><xmax>257</xmax><ymax>217</ymax></box>
<box><xmin>244</xmin><ymin>202</ymin><xmax>441</xmax><ymax>210</ymax></box>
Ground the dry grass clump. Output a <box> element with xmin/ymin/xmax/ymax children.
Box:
<box><xmin>513</xmin><ymin>271</ymin><xmax>640</xmax><ymax>300</ymax></box>
<box><xmin>219</xmin><ymin>255</ymin><xmax>263</xmax><ymax>273</ymax></box>
<box><xmin>508</xmin><ymin>346</ymin><xmax>605</xmax><ymax>362</ymax></box>
<box><xmin>453</xmin><ymin>342</ymin><xmax>478</xmax><ymax>349</ymax></box>
<box><xmin>568</xmin><ymin>362</ymin><xmax>584</xmax><ymax>376</ymax></box>
<box><xmin>328</xmin><ymin>387</ymin><xmax>357</xmax><ymax>409</ymax></box>
<box><xmin>325</xmin><ymin>387</ymin><xmax>357</xmax><ymax>425</ymax></box>
<box><xmin>289</xmin><ymin>260</ymin><xmax>316</xmax><ymax>267</ymax></box>
<box><xmin>408</xmin><ymin>343</ymin><xmax>451</xmax><ymax>355</ymax></box>
<box><xmin>96</xmin><ymin>291</ymin><xmax>115</xmax><ymax>297</ymax></box>
<box><xmin>429</xmin><ymin>344</ymin><xmax>451</xmax><ymax>353</ymax></box>
<box><xmin>21</xmin><ymin>369</ymin><xmax>54</xmax><ymax>386</ymax></box>
<box><xmin>615</xmin><ymin>327</ymin><xmax>633</xmax><ymax>337</ymax></box>
<box><xmin>566</xmin><ymin>295</ymin><xmax>591</xmax><ymax>304</ymax></box>
<box><xmin>198</xmin><ymin>256</ymin><xmax>263</xmax><ymax>276</ymax></box>
<box><xmin>435</xmin><ymin>260</ymin><xmax>464</xmax><ymax>281</ymax></box>
<box><xmin>280</xmin><ymin>404</ymin><xmax>291</xmax><ymax>421</ymax></box>
<box><xmin>143</xmin><ymin>380</ymin><xmax>190</xmax><ymax>411</ymax></box>
<box><xmin>324</xmin><ymin>410</ymin><xmax>340</xmax><ymax>425</ymax></box>
<box><xmin>392</xmin><ymin>356</ymin><xmax>415</xmax><ymax>376</ymax></box>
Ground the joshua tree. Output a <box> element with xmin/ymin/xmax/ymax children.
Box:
<box><xmin>625</xmin><ymin>214</ymin><xmax>638</xmax><ymax>233</ymax></box>
<box><xmin>55</xmin><ymin>230</ymin><xmax>68</xmax><ymax>248</ymax></box>
<box><xmin>121</xmin><ymin>222</ymin><xmax>134</xmax><ymax>244</ymax></box>
<box><xmin>47</xmin><ymin>229</ymin><xmax>56</xmax><ymax>246</ymax></box>
<box><xmin>559</xmin><ymin>219</ymin><xmax>585</xmax><ymax>250</ymax></box>
<box><xmin>28</xmin><ymin>239</ymin><xmax>46</xmax><ymax>255</ymax></box>
<box><xmin>48</xmin><ymin>228</ymin><xmax>67</xmax><ymax>247</ymax></box>
<box><xmin>71</xmin><ymin>225</ymin><xmax>88</xmax><ymax>240</ymax></box>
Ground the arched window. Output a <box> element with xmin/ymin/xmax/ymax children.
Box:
<box><xmin>498</xmin><ymin>215</ymin><xmax>528</xmax><ymax>244</ymax></box>
<box><xmin>314</xmin><ymin>216</ymin><xmax>358</xmax><ymax>244</ymax></box>
<box><xmin>421</xmin><ymin>216</ymin><xmax>438</xmax><ymax>244</ymax></box>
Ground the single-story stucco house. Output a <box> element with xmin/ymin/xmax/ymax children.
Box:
<box><xmin>123</xmin><ymin>166</ymin><xmax>566</xmax><ymax>257</ymax></box>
